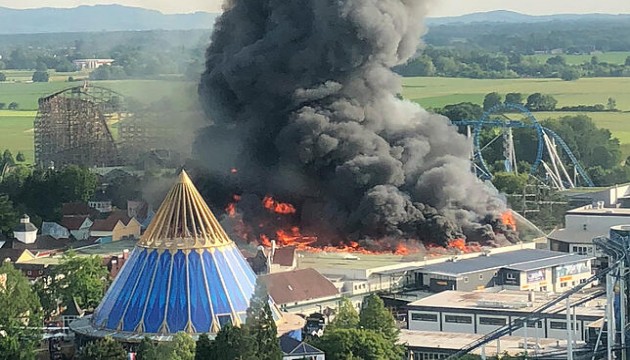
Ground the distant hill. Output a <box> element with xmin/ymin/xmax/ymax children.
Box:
<box><xmin>427</xmin><ymin>10</ymin><xmax>630</xmax><ymax>26</ymax></box>
<box><xmin>0</xmin><ymin>5</ymin><xmax>218</xmax><ymax>34</ymax></box>
<box><xmin>2</xmin><ymin>6</ymin><xmax>630</xmax><ymax>34</ymax></box>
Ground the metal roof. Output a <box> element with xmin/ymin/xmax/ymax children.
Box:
<box><xmin>547</xmin><ymin>228</ymin><xmax>604</xmax><ymax>244</ymax></box>
<box><xmin>504</xmin><ymin>253</ymin><xmax>593</xmax><ymax>272</ymax></box>
<box><xmin>419</xmin><ymin>249</ymin><xmax>589</xmax><ymax>277</ymax></box>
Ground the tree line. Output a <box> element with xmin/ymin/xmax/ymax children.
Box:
<box><xmin>396</xmin><ymin>46</ymin><xmax>630</xmax><ymax>80</ymax></box>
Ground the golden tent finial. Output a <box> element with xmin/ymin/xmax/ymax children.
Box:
<box><xmin>138</xmin><ymin>170</ymin><xmax>233</xmax><ymax>249</ymax></box>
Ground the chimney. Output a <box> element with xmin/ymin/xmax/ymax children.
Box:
<box><xmin>271</xmin><ymin>240</ymin><xmax>277</xmax><ymax>261</ymax></box>
<box><xmin>123</xmin><ymin>249</ymin><xmax>129</xmax><ymax>260</ymax></box>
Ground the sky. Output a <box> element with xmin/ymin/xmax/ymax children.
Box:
<box><xmin>0</xmin><ymin>0</ymin><xmax>629</xmax><ymax>16</ymax></box>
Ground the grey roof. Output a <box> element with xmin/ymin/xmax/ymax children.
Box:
<box><xmin>505</xmin><ymin>253</ymin><xmax>593</xmax><ymax>272</ymax></box>
<box><xmin>13</xmin><ymin>222</ymin><xmax>37</xmax><ymax>233</ymax></box>
<box><xmin>547</xmin><ymin>228</ymin><xmax>604</xmax><ymax>244</ymax></box>
<box><xmin>419</xmin><ymin>249</ymin><xmax>589</xmax><ymax>277</ymax></box>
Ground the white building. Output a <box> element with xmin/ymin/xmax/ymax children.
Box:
<box><xmin>406</xmin><ymin>290</ymin><xmax>604</xmax><ymax>343</ymax></box>
<box><xmin>13</xmin><ymin>214</ymin><xmax>37</xmax><ymax>244</ymax></box>
<box><xmin>72</xmin><ymin>59</ymin><xmax>114</xmax><ymax>70</ymax></box>
<box><xmin>548</xmin><ymin>203</ymin><xmax>630</xmax><ymax>266</ymax></box>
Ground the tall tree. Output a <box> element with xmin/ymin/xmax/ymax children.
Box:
<box><xmin>206</xmin><ymin>324</ymin><xmax>253</xmax><ymax>360</ymax></box>
<box><xmin>52</xmin><ymin>250</ymin><xmax>109</xmax><ymax>310</ymax></box>
<box><xmin>0</xmin><ymin>262</ymin><xmax>42</xmax><ymax>360</ymax></box>
<box><xmin>504</xmin><ymin>93</ymin><xmax>524</xmax><ymax>106</ymax></box>
<box><xmin>328</xmin><ymin>297</ymin><xmax>359</xmax><ymax>330</ymax></box>
<box><xmin>245</xmin><ymin>278</ymin><xmax>282</xmax><ymax>360</ymax></box>
<box><xmin>0</xmin><ymin>195</ymin><xmax>18</xmax><ymax>237</ymax></box>
<box><xmin>194</xmin><ymin>334</ymin><xmax>213</xmax><ymax>360</ymax></box>
<box><xmin>526</xmin><ymin>93</ymin><xmax>557</xmax><ymax>111</ymax></box>
<box><xmin>136</xmin><ymin>337</ymin><xmax>160</xmax><ymax>360</ymax></box>
<box><xmin>358</xmin><ymin>294</ymin><xmax>399</xmax><ymax>340</ymax></box>
<box><xmin>169</xmin><ymin>332</ymin><xmax>196</xmax><ymax>360</ymax></box>
<box><xmin>483</xmin><ymin>92</ymin><xmax>503</xmax><ymax>111</ymax></box>
<box><xmin>76</xmin><ymin>337</ymin><xmax>127</xmax><ymax>360</ymax></box>
<box><xmin>311</xmin><ymin>328</ymin><xmax>404</xmax><ymax>360</ymax></box>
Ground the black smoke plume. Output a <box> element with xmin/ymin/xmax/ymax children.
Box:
<box><xmin>196</xmin><ymin>0</ymin><xmax>516</xmax><ymax>247</ymax></box>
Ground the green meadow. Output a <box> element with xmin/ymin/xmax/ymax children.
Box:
<box><xmin>1</xmin><ymin>74</ymin><xmax>630</xmax><ymax>164</ymax></box>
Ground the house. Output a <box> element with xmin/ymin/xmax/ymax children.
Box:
<box><xmin>41</xmin><ymin>222</ymin><xmax>70</xmax><ymax>240</ymax></box>
<box><xmin>90</xmin><ymin>211</ymin><xmax>141</xmax><ymax>241</ymax></box>
<box><xmin>88</xmin><ymin>190</ymin><xmax>112</xmax><ymax>214</ymax></box>
<box><xmin>72</xmin><ymin>58</ymin><xmax>114</xmax><ymax>70</ymax></box>
<box><xmin>279</xmin><ymin>335</ymin><xmax>325</xmax><ymax>360</ymax></box>
<box><xmin>269</xmin><ymin>246</ymin><xmax>297</xmax><ymax>273</ymax></box>
<box><xmin>62</xmin><ymin>202</ymin><xmax>98</xmax><ymax>218</ymax></box>
<box><xmin>262</xmin><ymin>268</ymin><xmax>339</xmax><ymax>315</ymax></box>
<box><xmin>61</xmin><ymin>216</ymin><xmax>93</xmax><ymax>241</ymax></box>
<box><xmin>416</xmin><ymin>249</ymin><xmax>593</xmax><ymax>293</ymax></box>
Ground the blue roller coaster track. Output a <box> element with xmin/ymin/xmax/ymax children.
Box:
<box><xmin>451</xmin><ymin>103</ymin><xmax>595</xmax><ymax>187</ymax></box>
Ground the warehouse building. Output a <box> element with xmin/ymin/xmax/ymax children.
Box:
<box><xmin>417</xmin><ymin>249</ymin><xmax>593</xmax><ymax>293</ymax></box>
<box><xmin>406</xmin><ymin>290</ymin><xmax>604</xmax><ymax>342</ymax></box>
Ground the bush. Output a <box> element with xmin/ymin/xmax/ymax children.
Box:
<box><xmin>32</xmin><ymin>70</ymin><xmax>49</xmax><ymax>82</ymax></box>
<box><xmin>8</xmin><ymin>102</ymin><xmax>18</xmax><ymax>110</ymax></box>
<box><xmin>0</xmin><ymin>72</ymin><xmax>5</xmax><ymax>81</ymax></box>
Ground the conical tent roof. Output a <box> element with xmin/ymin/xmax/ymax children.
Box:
<box><xmin>87</xmin><ymin>170</ymin><xmax>281</xmax><ymax>337</ymax></box>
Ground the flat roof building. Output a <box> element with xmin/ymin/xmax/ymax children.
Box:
<box><xmin>406</xmin><ymin>290</ymin><xmax>604</xmax><ymax>343</ymax></box>
<box><xmin>417</xmin><ymin>249</ymin><xmax>593</xmax><ymax>293</ymax></box>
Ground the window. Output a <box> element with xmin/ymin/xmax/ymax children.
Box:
<box><xmin>479</xmin><ymin>274</ymin><xmax>484</xmax><ymax>280</ymax></box>
<box><xmin>540</xmin><ymin>286</ymin><xmax>548</xmax><ymax>292</ymax></box>
<box><xmin>445</xmin><ymin>315</ymin><xmax>472</xmax><ymax>324</ymax></box>
<box><xmin>479</xmin><ymin>317</ymin><xmax>506</xmax><ymax>326</ymax></box>
<box><xmin>560</xmin><ymin>282</ymin><xmax>568</xmax><ymax>288</ymax></box>
<box><xmin>580</xmin><ymin>279</ymin><xmax>587</xmax><ymax>284</ymax></box>
<box><xmin>550</xmin><ymin>321</ymin><xmax>567</xmax><ymax>330</ymax></box>
<box><xmin>464</xmin><ymin>277</ymin><xmax>469</xmax><ymax>283</ymax></box>
<box><xmin>411</xmin><ymin>313</ymin><xmax>438</xmax><ymax>322</ymax></box>
<box><xmin>506</xmin><ymin>273</ymin><xmax>516</xmax><ymax>280</ymax></box>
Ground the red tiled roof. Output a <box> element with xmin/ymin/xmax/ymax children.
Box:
<box><xmin>91</xmin><ymin>211</ymin><xmax>132</xmax><ymax>232</ymax></box>
<box><xmin>61</xmin><ymin>216</ymin><xmax>90</xmax><ymax>231</ymax></box>
<box><xmin>262</xmin><ymin>268</ymin><xmax>339</xmax><ymax>305</ymax></box>
<box><xmin>91</xmin><ymin>218</ymin><xmax>121</xmax><ymax>232</ymax></box>
<box><xmin>272</xmin><ymin>246</ymin><xmax>296</xmax><ymax>266</ymax></box>
<box><xmin>61</xmin><ymin>202</ymin><xmax>98</xmax><ymax>217</ymax></box>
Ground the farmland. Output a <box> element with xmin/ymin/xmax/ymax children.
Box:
<box><xmin>1</xmin><ymin>75</ymin><xmax>629</xmax><ymax>164</ymax></box>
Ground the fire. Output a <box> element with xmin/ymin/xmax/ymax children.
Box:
<box><xmin>262</xmin><ymin>196</ymin><xmax>296</xmax><ymax>215</ymax></box>
<box><xmin>447</xmin><ymin>238</ymin><xmax>467</xmax><ymax>252</ymax></box>
<box><xmin>501</xmin><ymin>210</ymin><xmax>517</xmax><ymax>231</ymax></box>
<box><xmin>225</xmin><ymin>194</ymin><xmax>242</xmax><ymax>218</ymax></box>
<box><xmin>394</xmin><ymin>243</ymin><xmax>410</xmax><ymax>256</ymax></box>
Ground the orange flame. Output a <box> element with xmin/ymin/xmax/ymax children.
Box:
<box><xmin>447</xmin><ymin>238</ymin><xmax>467</xmax><ymax>252</ymax></box>
<box><xmin>394</xmin><ymin>243</ymin><xmax>410</xmax><ymax>256</ymax></box>
<box><xmin>225</xmin><ymin>194</ymin><xmax>242</xmax><ymax>218</ymax></box>
<box><xmin>501</xmin><ymin>210</ymin><xmax>516</xmax><ymax>231</ymax></box>
<box><xmin>262</xmin><ymin>196</ymin><xmax>296</xmax><ymax>215</ymax></box>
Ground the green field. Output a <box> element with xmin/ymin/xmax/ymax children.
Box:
<box><xmin>402</xmin><ymin>77</ymin><xmax>630</xmax><ymax>111</ymax></box>
<box><xmin>1</xmin><ymin>75</ymin><xmax>630</xmax><ymax>166</ymax></box>
<box><xmin>0</xmin><ymin>110</ymin><xmax>37</xmax><ymax>163</ymax></box>
<box><xmin>529</xmin><ymin>51</ymin><xmax>630</xmax><ymax>66</ymax></box>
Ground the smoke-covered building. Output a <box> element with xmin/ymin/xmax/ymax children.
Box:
<box><xmin>71</xmin><ymin>171</ymin><xmax>303</xmax><ymax>343</ymax></box>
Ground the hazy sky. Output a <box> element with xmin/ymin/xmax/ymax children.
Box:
<box><xmin>0</xmin><ymin>0</ymin><xmax>629</xmax><ymax>16</ymax></box>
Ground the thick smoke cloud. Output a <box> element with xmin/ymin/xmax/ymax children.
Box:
<box><xmin>197</xmin><ymin>0</ymin><xmax>513</xmax><ymax>246</ymax></box>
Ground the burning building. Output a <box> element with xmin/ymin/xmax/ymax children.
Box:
<box><xmin>195</xmin><ymin>0</ymin><xmax>517</xmax><ymax>251</ymax></box>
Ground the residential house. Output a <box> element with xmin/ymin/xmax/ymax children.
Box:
<box><xmin>90</xmin><ymin>211</ymin><xmax>141</xmax><ymax>241</ymax></box>
<box><xmin>61</xmin><ymin>216</ymin><xmax>93</xmax><ymax>241</ymax></box>
<box><xmin>279</xmin><ymin>335</ymin><xmax>325</xmax><ymax>360</ymax></box>
<box><xmin>262</xmin><ymin>268</ymin><xmax>339</xmax><ymax>315</ymax></box>
<box><xmin>41</xmin><ymin>222</ymin><xmax>70</xmax><ymax>240</ymax></box>
<box><xmin>62</xmin><ymin>202</ymin><xmax>98</xmax><ymax>218</ymax></box>
<box><xmin>88</xmin><ymin>190</ymin><xmax>113</xmax><ymax>214</ymax></box>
